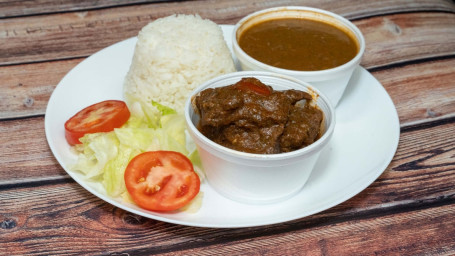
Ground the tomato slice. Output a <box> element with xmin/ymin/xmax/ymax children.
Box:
<box><xmin>234</xmin><ymin>78</ymin><xmax>272</xmax><ymax>96</ymax></box>
<box><xmin>64</xmin><ymin>100</ymin><xmax>130</xmax><ymax>145</ymax></box>
<box><xmin>124</xmin><ymin>151</ymin><xmax>200</xmax><ymax>212</ymax></box>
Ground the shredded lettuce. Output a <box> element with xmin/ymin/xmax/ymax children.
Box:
<box><xmin>70</xmin><ymin>101</ymin><xmax>202</xmax><ymax>198</ymax></box>
<box><xmin>114</xmin><ymin>128</ymin><xmax>161</xmax><ymax>152</ymax></box>
<box><xmin>102</xmin><ymin>145</ymin><xmax>135</xmax><ymax>197</ymax></box>
<box><xmin>72</xmin><ymin>132</ymin><xmax>119</xmax><ymax>179</ymax></box>
<box><xmin>152</xmin><ymin>100</ymin><xmax>177</xmax><ymax>116</ymax></box>
<box><xmin>160</xmin><ymin>114</ymin><xmax>188</xmax><ymax>154</ymax></box>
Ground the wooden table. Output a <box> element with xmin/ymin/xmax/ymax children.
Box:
<box><xmin>1</xmin><ymin>0</ymin><xmax>455</xmax><ymax>255</ymax></box>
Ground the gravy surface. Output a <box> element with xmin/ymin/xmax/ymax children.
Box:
<box><xmin>238</xmin><ymin>18</ymin><xmax>358</xmax><ymax>71</ymax></box>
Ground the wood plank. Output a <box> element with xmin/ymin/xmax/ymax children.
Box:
<box><xmin>1</xmin><ymin>62</ymin><xmax>454</xmax><ymax>185</ymax></box>
<box><xmin>331</xmin><ymin>0</ymin><xmax>455</xmax><ymax>18</ymax></box>
<box><xmin>0</xmin><ymin>59</ymin><xmax>82</xmax><ymax>120</ymax></box>
<box><xmin>1</xmin><ymin>115</ymin><xmax>454</xmax><ymax>254</ymax></box>
<box><xmin>0</xmin><ymin>2</ymin><xmax>454</xmax><ymax>65</ymax></box>
<box><xmin>1</xmin><ymin>1</ymin><xmax>454</xmax><ymax>255</ymax></box>
<box><xmin>0</xmin><ymin>182</ymin><xmax>453</xmax><ymax>255</ymax></box>
<box><xmin>0</xmin><ymin>117</ymin><xmax>66</xmax><ymax>184</ymax></box>
<box><xmin>1</xmin><ymin>79</ymin><xmax>455</xmax><ymax>188</ymax></box>
<box><xmin>1</xmin><ymin>114</ymin><xmax>454</xmax><ymax>208</ymax></box>
<box><xmin>1</xmin><ymin>0</ymin><xmax>454</xmax><ymax>19</ymax></box>
<box><xmin>376</xmin><ymin>58</ymin><xmax>455</xmax><ymax>126</ymax></box>
<box><xmin>157</xmin><ymin>204</ymin><xmax>455</xmax><ymax>255</ymax></box>
<box><xmin>0</xmin><ymin>0</ymin><xmax>165</xmax><ymax>18</ymax></box>
<box><xmin>2</xmin><ymin>56</ymin><xmax>455</xmax><ymax>125</ymax></box>
<box><xmin>357</xmin><ymin>12</ymin><xmax>455</xmax><ymax>69</ymax></box>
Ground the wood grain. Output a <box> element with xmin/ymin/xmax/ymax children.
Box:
<box><xmin>1</xmin><ymin>115</ymin><xmax>454</xmax><ymax>209</ymax></box>
<box><xmin>1</xmin><ymin>64</ymin><xmax>455</xmax><ymax>182</ymax></box>
<box><xmin>1</xmin><ymin>1</ymin><xmax>455</xmax><ymax>255</ymax></box>
<box><xmin>2</xmin><ymin>56</ymin><xmax>455</xmax><ymax>125</ymax></box>
<box><xmin>0</xmin><ymin>59</ymin><xmax>83</xmax><ymax>120</ymax></box>
<box><xmin>1</xmin><ymin>182</ymin><xmax>453</xmax><ymax>255</ymax></box>
<box><xmin>1</xmin><ymin>1</ymin><xmax>454</xmax><ymax>119</ymax></box>
<box><xmin>0</xmin><ymin>0</ymin><xmax>164</xmax><ymax>18</ymax></box>
<box><xmin>0</xmin><ymin>2</ymin><xmax>454</xmax><ymax>65</ymax></box>
<box><xmin>0</xmin><ymin>117</ymin><xmax>65</xmax><ymax>184</ymax></box>
<box><xmin>376</xmin><ymin>58</ymin><xmax>455</xmax><ymax>126</ymax></box>
<box><xmin>357</xmin><ymin>12</ymin><xmax>455</xmax><ymax>69</ymax></box>
<box><xmin>156</xmin><ymin>204</ymin><xmax>455</xmax><ymax>256</ymax></box>
<box><xmin>1</xmin><ymin>0</ymin><xmax>454</xmax><ymax>19</ymax></box>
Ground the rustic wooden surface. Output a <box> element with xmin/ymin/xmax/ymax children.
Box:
<box><xmin>1</xmin><ymin>0</ymin><xmax>455</xmax><ymax>255</ymax></box>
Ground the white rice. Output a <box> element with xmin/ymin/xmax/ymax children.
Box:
<box><xmin>123</xmin><ymin>14</ymin><xmax>236</xmax><ymax>115</ymax></box>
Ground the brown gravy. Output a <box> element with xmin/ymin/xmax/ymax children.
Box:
<box><xmin>238</xmin><ymin>18</ymin><xmax>358</xmax><ymax>71</ymax></box>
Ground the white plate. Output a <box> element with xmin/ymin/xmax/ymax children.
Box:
<box><xmin>45</xmin><ymin>25</ymin><xmax>400</xmax><ymax>228</ymax></box>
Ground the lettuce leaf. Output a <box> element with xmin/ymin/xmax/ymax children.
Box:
<box><xmin>70</xmin><ymin>101</ymin><xmax>202</xmax><ymax>198</ymax></box>
<box><xmin>71</xmin><ymin>132</ymin><xmax>119</xmax><ymax>179</ymax></box>
<box><xmin>114</xmin><ymin>127</ymin><xmax>161</xmax><ymax>152</ymax></box>
<box><xmin>103</xmin><ymin>145</ymin><xmax>135</xmax><ymax>197</ymax></box>
<box><xmin>152</xmin><ymin>100</ymin><xmax>177</xmax><ymax>116</ymax></box>
<box><xmin>160</xmin><ymin>114</ymin><xmax>188</xmax><ymax>154</ymax></box>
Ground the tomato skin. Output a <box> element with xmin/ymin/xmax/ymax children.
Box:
<box><xmin>234</xmin><ymin>78</ymin><xmax>272</xmax><ymax>96</ymax></box>
<box><xmin>124</xmin><ymin>151</ymin><xmax>200</xmax><ymax>212</ymax></box>
<box><xmin>64</xmin><ymin>100</ymin><xmax>130</xmax><ymax>145</ymax></box>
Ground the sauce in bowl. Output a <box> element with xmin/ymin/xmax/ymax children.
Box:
<box><xmin>238</xmin><ymin>18</ymin><xmax>359</xmax><ymax>71</ymax></box>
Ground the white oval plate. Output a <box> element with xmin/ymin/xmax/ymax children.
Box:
<box><xmin>45</xmin><ymin>25</ymin><xmax>400</xmax><ymax>228</ymax></box>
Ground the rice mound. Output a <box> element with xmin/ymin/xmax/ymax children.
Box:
<box><xmin>123</xmin><ymin>14</ymin><xmax>236</xmax><ymax>114</ymax></box>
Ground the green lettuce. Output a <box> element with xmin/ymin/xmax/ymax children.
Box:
<box><xmin>102</xmin><ymin>145</ymin><xmax>135</xmax><ymax>197</ymax></box>
<box><xmin>70</xmin><ymin>101</ymin><xmax>202</xmax><ymax>197</ymax></box>
<box><xmin>72</xmin><ymin>132</ymin><xmax>119</xmax><ymax>179</ymax></box>
<box><xmin>152</xmin><ymin>100</ymin><xmax>177</xmax><ymax>116</ymax></box>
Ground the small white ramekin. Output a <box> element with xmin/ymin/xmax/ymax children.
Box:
<box><xmin>184</xmin><ymin>71</ymin><xmax>335</xmax><ymax>204</ymax></box>
<box><xmin>232</xmin><ymin>6</ymin><xmax>365</xmax><ymax>106</ymax></box>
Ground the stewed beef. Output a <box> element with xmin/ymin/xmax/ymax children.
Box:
<box><xmin>193</xmin><ymin>77</ymin><xmax>323</xmax><ymax>154</ymax></box>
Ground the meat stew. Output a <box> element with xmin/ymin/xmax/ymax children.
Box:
<box><xmin>193</xmin><ymin>77</ymin><xmax>323</xmax><ymax>154</ymax></box>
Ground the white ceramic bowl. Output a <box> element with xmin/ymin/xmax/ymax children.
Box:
<box><xmin>184</xmin><ymin>71</ymin><xmax>335</xmax><ymax>204</ymax></box>
<box><xmin>232</xmin><ymin>6</ymin><xmax>365</xmax><ymax>106</ymax></box>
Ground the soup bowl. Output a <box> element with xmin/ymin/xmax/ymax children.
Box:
<box><xmin>184</xmin><ymin>71</ymin><xmax>335</xmax><ymax>204</ymax></box>
<box><xmin>232</xmin><ymin>6</ymin><xmax>365</xmax><ymax>106</ymax></box>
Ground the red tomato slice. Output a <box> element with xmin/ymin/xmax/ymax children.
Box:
<box><xmin>234</xmin><ymin>79</ymin><xmax>272</xmax><ymax>96</ymax></box>
<box><xmin>64</xmin><ymin>100</ymin><xmax>130</xmax><ymax>145</ymax></box>
<box><xmin>124</xmin><ymin>151</ymin><xmax>200</xmax><ymax>212</ymax></box>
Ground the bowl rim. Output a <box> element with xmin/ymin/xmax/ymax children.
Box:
<box><xmin>232</xmin><ymin>6</ymin><xmax>366</xmax><ymax>76</ymax></box>
<box><xmin>184</xmin><ymin>71</ymin><xmax>336</xmax><ymax>162</ymax></box>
